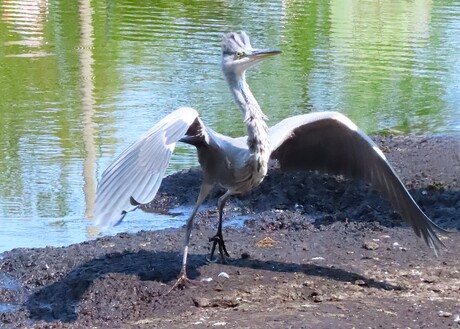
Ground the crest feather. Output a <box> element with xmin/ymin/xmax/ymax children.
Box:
<box><xmin>222</xmin><ymin>32</ymin><xmax>252</xmax><ymax>54</ymax></box>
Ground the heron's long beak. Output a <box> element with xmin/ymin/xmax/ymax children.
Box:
<box><xmin>249</xmin><ymin>49</ymin><xmax>282</xmax><ymax>59</ymax></box>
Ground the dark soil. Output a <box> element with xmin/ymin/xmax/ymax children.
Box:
<box><xmin>1</xmin><ymin>135</ymin><xmax>459</xmax><ymax>329</ymax></box>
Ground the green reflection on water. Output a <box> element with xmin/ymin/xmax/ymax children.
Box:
<box><xmin>0</xmin><ymin>0</ymin><xmax>458</xmax><ymax>251</ymax></box>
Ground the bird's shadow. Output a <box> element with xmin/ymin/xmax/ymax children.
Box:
<box><xmin>26</xmin><ymin>250</ymin><xmax>400</xmax><ymax>323</ymax></box>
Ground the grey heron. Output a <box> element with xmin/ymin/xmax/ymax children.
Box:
<box><xmin>94</xmin><ymin>31</ymin><xmax>447</xmax><ymax>289</ymax></box>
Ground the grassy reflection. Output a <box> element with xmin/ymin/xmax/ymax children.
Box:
<box><xmin>0</xmin><ymin>0</ymin><xmax>458</xmax><ymax>251</ymax></box>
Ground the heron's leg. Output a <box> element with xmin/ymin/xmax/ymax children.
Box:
<box><xmin>209</xmin><ymin>190</ymin><xmax>233</xmax><ymax>262</ymax></box>
<box><xmin>169</xmin><ymin>183</ymin><xmax>212</xmax><ymax>291</ymax></box>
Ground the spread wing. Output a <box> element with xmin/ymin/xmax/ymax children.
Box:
<box><xmin>94</xmin><ymin>107</ymin><xmax>205</xmax><ymax>229</ymax></box>
<box><xmin>269</xmin><ymin>111</ymin><xmax>447</xmax><ymax>254</ymax></box>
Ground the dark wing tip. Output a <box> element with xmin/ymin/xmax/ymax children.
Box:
<box><xmin>130</xmin><ymin>196</ymin><xmax>141</xmax><ymax>206</ymax></box>
<box><xmin>423</xmin><ymin>222</ymin><xmax>449</xmax><ymax>257</ymax></box>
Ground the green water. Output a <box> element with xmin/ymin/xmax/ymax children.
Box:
<box><xmin>0</xmin><ymin>0</ymin><xmax>459</xmax><ymax>252</ymax></box>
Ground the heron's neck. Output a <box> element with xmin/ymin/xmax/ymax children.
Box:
<box><xmin>230</xmin><ymin>75</ymin><xmax>270</xmax><ymax>174</ymax></box>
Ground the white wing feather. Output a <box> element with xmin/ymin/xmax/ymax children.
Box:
<box><xmin>94</xmin><ymin>107</ymin><xmax>199</xmax><ymax>228</ymax></box>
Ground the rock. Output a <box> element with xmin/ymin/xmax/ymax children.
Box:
<box><xmin>422</xmin><ymin>277</ymin><xmax>436</xmax><ymax>284</ymax></box>
<box><xmin>354</xmin><ymin>279</ymin><xmax>367</xmax><ymax>286</ymax></box>
<box><xmin>201</xmin><ymin>277</ymin><xmax>213</xmax><ymax>283</ymax></box>
<box><xmin>193</xmin><ymin>296</ymin><xmax>239</xmax><ymax>308</ymax></box>
<box><xmin>363</xmin><ymin>241</ymin><xmax>379</xmax><ymax>250</ymax></box>
<box><xmin>256</xmin><ymin>237</ymin><xmax>278</xmax><ymax>248</ymax></box>
<box><xmin>438</xmin><ymin>310</ymin><xmax>452</xmax><ymax>317</ymax></box>
<box><xmin>310</xmin><ymin>290</ymin><xmax>323</xmax><ymax>303</ymax></box>
<box><xmin>312</xmin><ymin>295</ymin><xmax>323</xmax><ymax>303</ymax></box>
<box><xmin>241</xmin><ymin>252</ymin><xmax>250</xmax><ymax>259</ymax></box>
<box><xmin>311</xmin><ymin>257</ymin><xmax>325</xmax><ymax>261</ymax></box>
<box><xmin>218</xmin><ymin>272</ymin><xmax>230</xmax><ymax>279</ymax></box>
<box><xmin>212</xmin><ymin>322</ymin><xmax>227</xmax><ymax>326</ymax></box>
<box><xmin>193</xmin><ymin>297</ymin><xmax>211</xmax><ymax>307</ymax></box>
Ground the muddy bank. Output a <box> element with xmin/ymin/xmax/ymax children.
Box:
<box><xmin>0</xmin><ymin>135</ymin><xmax>459</xmax><ymax>328</ymax></box>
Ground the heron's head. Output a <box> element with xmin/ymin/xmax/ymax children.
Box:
<box><xmin>221</xmin><ymin>31</ymin><xmax>281</xmax><ymax>79</ymax></box>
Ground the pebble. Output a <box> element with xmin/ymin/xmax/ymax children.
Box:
<box><xmin>422</xmin><ymin>277</ymin><xmax>436</xmax><ymax>283</ymax></box>
<box><xmin>438</xmin><ymin>310</ymin><xmax>452</xmax><ymax>317</ymax></box>
<box><xmin>312</xmin><ymin>295</ymin><xmax>323</xmax><ymax>303</ymax></box>
<box><xmin>201</xmin><ymin>277</ymin><xmax>213</xmax><ymax>283</ymax></box>
<box><xmin>363</xmin><ymin>241</ymin><xmax>379</xmax><ymax>250</ymax></box>
<box><xmin>192</xmin><ymin>297</ymin><xmax>210</xmax><ymax>307</ymax></box>
<box><xmin>241</xmin><ymin>252</ymin><xmax>250</xmax><ymax>259</ymax></box>
<box><xmin>218</xmin><ymin>272</ymin><xmax>230</xmax><ymax>279</ymax></box>
<box><xmin>256</xmin><ymin>236</ymin><xmax>278</xmax><ymax>247</ymax></box>
<box><xmin>311</xmin><ymin>257</ymin><xmax>325</xmax><ymax>261</ymax></box>
<box><xmin>310</xmin><ymin>290</ymin><xmax>323</xmax><ymax>303</ymax></box>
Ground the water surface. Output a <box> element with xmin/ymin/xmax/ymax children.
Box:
<box><xmin>0</xmin><ymin>0</ymin><xmax>459</xmax><ymax>252</ymax></box>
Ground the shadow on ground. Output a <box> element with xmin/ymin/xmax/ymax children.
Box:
<box><xmin>25</xmin><ymin>249</ymin><xmax>400</xmax><ymax>323</ymax></box>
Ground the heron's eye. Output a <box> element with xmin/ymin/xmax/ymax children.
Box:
<box><xmin>235</xmin><ymin>51</ymin><xmax>245</xmax><ymax>59</ymax></box>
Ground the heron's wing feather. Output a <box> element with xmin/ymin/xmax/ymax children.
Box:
<box><xmin>94</xmin><ymin>107</ymin><xmax>201</xmax><ymax>228</ymax></box>
<box><xmin>269</xmin><ymin>111</ymin><xmax>446</xmax><ymax>254</ymax></box>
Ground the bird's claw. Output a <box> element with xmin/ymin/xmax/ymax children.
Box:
<box><xmin>208</xmin><ymin>233</ymin><xmax>230</xmax><ymax>263</ymax></box>
<box><xmin>165</xmin><ymin>271</ymin><xmax>200</xmax><ymax>295</ymax></box>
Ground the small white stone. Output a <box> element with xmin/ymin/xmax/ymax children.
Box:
<box><xmin>438</xmin><ymin>310</ymin><xmax>452</xmax><ymax>317</ymax></box>
<box><xmin>311</xmin><ymin>257</ymin><xmax>325</xmax><ymax>261</ymax></box>
<box><xmin>218</xmin><ymin>272</ymin><xmax>230</xmax><ymax>279</ymax></box>
<box><xmin>201</xmin><ymin>277</ymin><xmax>213</xmax><ymax>282</ymax></box>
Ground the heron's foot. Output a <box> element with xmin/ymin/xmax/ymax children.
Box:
<box><xmin>165</xmin><ymin>270</ymin><xmax>200</xmax><ymax>295</ymax></box>
<box><xmin>208</xmin><ymin>232</ymin><xmax>230</xmax><ymax>263</ymax></box>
